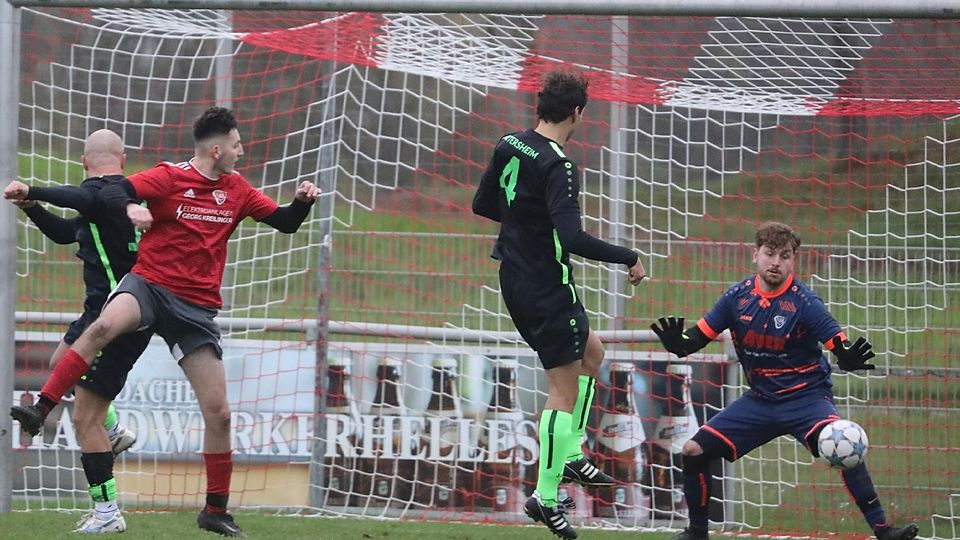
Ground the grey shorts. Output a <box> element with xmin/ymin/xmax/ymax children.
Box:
<box><xmin>109</xmin><ymin>272</ymin><xmax>223</xmax><ymax>361</ymax></box>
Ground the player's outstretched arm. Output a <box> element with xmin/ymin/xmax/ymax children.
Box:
<box><xmin>544</xmin><ymin>161</ymin><xmax>638</xmax><ymax>274</ymax></box>
<box><xmin>552</xmin><ymin>210</ymin><xmax>638</xmax><ymax>267</ymax></box>
<box><xmin>17</xmin><ymin>201</ymin><xmax>79</xmax><ymax>245</ymax></box>
<box><xmin>651</xmin><ymin>316</ymin><xmax>711</xmax><ymax>358</ymax></box>
<box><xmin>98</xmin><ymin>178</ymin><xmax>153</xmax><ymax>231</ymax></box>
<box><xmin>830</xmin><ymin>335</ymin><xmax>876</xmax><ymax>371</ymax></box>
<box><xmin>4</xmin><ymin>179</ymin><xmax>98</xmax><ymax>216</ymax></box>
<box><xmin>261</xmin><ymin>180</ymin><xmax>318</xmax><ymax>233</ymax></box>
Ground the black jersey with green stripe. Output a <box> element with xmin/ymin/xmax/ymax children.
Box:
<box><xmin>473</xmin><ymin>129</ymin><xmax>637</xmax><ymax>284</ymax></box>
<box><xmin>28</xmin><ymin>175</ymin><xmax>138</xmax><ymax>314</ymax></box>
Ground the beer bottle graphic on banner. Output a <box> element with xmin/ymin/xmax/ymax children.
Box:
<box><xmin>477</xmin><ymin>357</ymin><xmax>525</xmax><ymax>513</ymax></box>
<box><xmin>593</xmin><ymin>361</ymin><xmax>647</xmax><ymax>519</ymax></box>
<box><xmin>358</xmin><ymin>357</ymin><xmax>413</xmax><ymax>507</ymax></box>
<box><xmin>416</xmin><ymin>357</ymin><xmax>463</xmax><ymax>508</ymax></box>
<box><xmin>323</xmin><ymin>354</ymin><xmax>360</xmax><ymax>507</ymax></box>
<box><xmin>646</xmin><ymin>363</ymin><xmax>699</xmax><ymax>518</ymax></box>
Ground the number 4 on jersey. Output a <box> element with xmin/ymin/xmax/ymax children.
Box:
<box><xmin>499</xmin><ymin>156</ymin><xmax>519</xmax><ymax>206</ymax></box>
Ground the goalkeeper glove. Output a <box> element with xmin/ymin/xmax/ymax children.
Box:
<box><xmin>831</xmin><ymin>335</ymin><xmax>876</xmax><ymax>371</ymax></box>
<box><xmin>651</xmin><ymin>316</ymin><xmax>696</xmax><ymax>358</ymax></box>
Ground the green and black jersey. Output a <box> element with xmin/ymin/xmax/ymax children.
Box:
<box><xmin>26</xmin><ymin>175</ymin><xmax>138</xmax><ymax>314</ymax></box>
<box><xmin>473</xmin><ymin>129</ymin><xmax>637</xmax><ymax>284</ymax></box>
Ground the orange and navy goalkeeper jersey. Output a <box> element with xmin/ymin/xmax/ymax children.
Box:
<box><xmin>697</xmin><ymin>273</ymin><xmax>846</xmax><ymax>401</ymax></box>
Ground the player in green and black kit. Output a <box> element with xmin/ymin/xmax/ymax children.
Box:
<box><xmin>6</xmin><ymin>129</ymin><xmax>150</xmax><ymax>533</ymax></box>
<box><xmin>473</xmin><ymin>70</ymin><xmax>646</xmax><ymax>539</ymax></box>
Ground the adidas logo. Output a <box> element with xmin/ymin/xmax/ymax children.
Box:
<box><xmin>183</xmin><ymin>188</ymin><xmax>196</xmax><ymax>198</ymax></box>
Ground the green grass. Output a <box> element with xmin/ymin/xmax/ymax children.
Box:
<box><xmin>0</xmin><ymin>510</ymin><xmax>672</xmax><ymax>540</ymax></box>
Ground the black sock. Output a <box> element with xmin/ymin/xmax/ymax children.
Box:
<box><xmin>841</xmin><ymin>464</ymin><xmax>887</xmax><ymax>531</ymax></box>
<box><xmin>206</xmin><ymin>493</ymin><xmax>229</xmax><ymax>514</ymax></box>
<box><xmin>682</xmin><ymin>453</ymin><xmax>711</xmax><ymax>534</ymax></box>
<box><xmin>80</xmin><ymin>452</ymin><xmax>115</xmax><ymax>487</ymax></box>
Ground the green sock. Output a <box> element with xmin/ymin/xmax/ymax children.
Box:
<box><xmin>536</xmin><ymin>409</ymin><xmax>574</xmax><ymax>506</ymax></box>
<box><xmin>88</xmin><ymin>477</ymin><xmax>118</xmax><ymax>503</ymax></box>
<box><xmin>104</xmin><ymin>403</ymin><xmax>118</xmax><ymax>432</ymax></box>
<box><xmin>567</xmin><ymin>375</ymin><xmax>596</xmax><ymax>461</ymax></box>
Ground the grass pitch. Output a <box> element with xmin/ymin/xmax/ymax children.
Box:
<box><xmin>0</xmin><ymin>510</ymin><xmax>675</xmax><ymax>540</ymax></box>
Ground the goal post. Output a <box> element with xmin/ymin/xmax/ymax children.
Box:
<box><xmin>0</xmin><ymin>0</ymin><xmax>22</xmax><ymax>516</ymax></box>
<box><xmin>1</xmin><ymin>2</ymin><xmax>958</xmax><ymax>538</ymax></box>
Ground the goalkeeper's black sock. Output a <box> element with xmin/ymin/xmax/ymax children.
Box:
<box><xmin>840</xmin><ymin>463</ymin><xmax>886</xmax><ymax>531</ymax></box>
<box><xmin>682</xmin><ymin>453</ymin><xmax>711</xmax><ymax>535</ymax></box>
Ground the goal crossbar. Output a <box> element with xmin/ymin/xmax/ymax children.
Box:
<box><xmin>8</xmin><ymin>0</ymin><xmax>960</xmax><ymax>18</ymax></box>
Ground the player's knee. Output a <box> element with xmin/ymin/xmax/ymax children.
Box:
<box><xmin>681</xmin><ymin>439</ymin><xmax>704</xmax><ymax>457</ymax></box>
<box><xmin>72</xmin><ymin>406</ymin><xmax>101</xmax><ymax>433</ymax></box>
<box><xmin>86</xmin><ymin>318</ymin><xmax>118</xmax><ymax>346</ymax></box>
<box><xmin>202</xmin><ymin>402</ymin><xmax>232</xmax><ymax>434</ymax></box>
<box><xmin>582</xmin><ymin>338</ymin><xmax>604</xmax><ymax>377</ymax></box>
<box><xmin>593</xmin><ymin>340</ymin><xmax>605</xmax><ymax>363</ymax></box>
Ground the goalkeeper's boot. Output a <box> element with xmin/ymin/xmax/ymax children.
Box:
<box><xmin>198</xmin><ymin>509</ymin><xmax>247</xmax><ymax>537</ymax></box>
<box><xmin>562</xmin><ymin>457</ymin><xmax>615</xmax><ymax>487</ymax></box>
<box><xmin>10</xmin><ymin>404</ymin><xmax>47</xmax><ymax>437</ymax></box>
<box><xmin>875</xmin><ymin>523</ymin><xmax>919</xmax><ymax>540</ymax></box>
<box><xmin>109</xmin><ymin>425</ymin><xmax>137</xmax><ymax>456</ymax></box>
<box><xmin>523</xmin><ymin>492</ymin><xmax>577</xmax><ymax>539</ymax></box>
<box><xmin>73</xmin><ymin>509</ymin><xmax>127</xmax><ymax>534</ymax></box>
<box><xmin>671</xmin><ymin>528</ymin><xmax>709</xmax><ymax>540</ymax></box>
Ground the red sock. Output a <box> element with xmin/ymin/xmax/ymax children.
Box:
<box><xmin>40</xmin><ymin>348</ymin><xmax>90</xmax><ymax>405</ymax></box>
<box><xmin>204</xmin><ymin>452</ymin><xmax>233</xmax><ymax>514</ymax></box>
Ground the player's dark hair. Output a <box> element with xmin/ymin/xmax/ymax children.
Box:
<box><xmin>755</xmin><ymin>222</ymin><xmax>801</xmax><ymax>251</ymax></box>
<box><xmin>536</xmin><ymin>70</ymin><xmax>589</xmax><ymax>123</ymax></box>
<box><xmin>193</xmin><ymin>107</ymin><xmax>238</xmax><ymax>144</ymax></box>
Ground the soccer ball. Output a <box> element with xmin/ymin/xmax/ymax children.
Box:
<box><xmin>817</xmin><ymin>419</ymin><xmax>869</xmax><ymax>470</ymax></box>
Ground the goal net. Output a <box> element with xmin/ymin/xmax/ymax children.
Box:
<box><xmin>10</xmin><ymin>6</ymin><xmax>959</xmax><ymax>538</ymax></box>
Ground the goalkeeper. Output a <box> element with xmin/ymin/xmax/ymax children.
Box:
<box><xmin>651</xmin><ymin>221</ymin><xmax>917</xmax><ymax>540</ymax></box>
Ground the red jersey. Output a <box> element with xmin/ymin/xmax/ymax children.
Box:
<box><xmin>128</xmin><ymin>160</ymin><xmax>278</xmax><ymax>308</ymax></box>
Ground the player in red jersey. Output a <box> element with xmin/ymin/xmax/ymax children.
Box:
<box><xmin>11</xmin><ymin>107</ymin><xmax>318</xmax><ymax>537</ymax></box>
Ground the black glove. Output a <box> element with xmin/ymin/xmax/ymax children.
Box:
<box><xmin>831</xmin><ymin>336</ymin><xmax>876</xmax><ymax>371</ymax></box>
<box><xmin>651</xmin><ymin>316</ymin><xmax>692</xmax><ymax>358</ymax></box>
